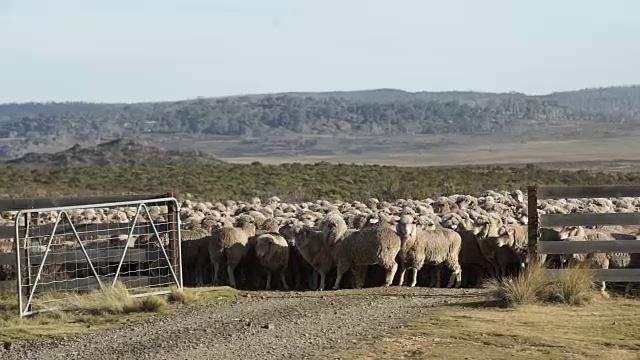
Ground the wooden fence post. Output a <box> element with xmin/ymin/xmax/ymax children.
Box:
<box><xmin>527</xmin><ymin>185</ymin><xmax>539</xmax><ymax>264</ymax></box>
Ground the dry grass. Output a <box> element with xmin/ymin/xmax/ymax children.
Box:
<box><xmin>215</xmin><ymin>134</ymin><xmax>640</xmax><ymax>167</ymax></box>
<box><xmin>484</xmin><ymin>262</ymin><xmax>549</xmax><ymax>307</ymax></box>
<box><xmin>335</xmin><ymin>297</ymin><xmax>640</xmax><ymax>360</ymax></box>
<box><xmin>484</xmin><ymin>261</ymin><xmax>596</xmax><ymax>307</ymax></box>
<box><xmin>544</xmin><ymin>263</ymin><xmax>596</xmax><ymax>306</ymax></box>
<box><xmin>167</xmin><ymin>286</ymin><xmax>198</xmax><ymax>304</ymax></box>
<box><xmin>68</xmin><ymin>282</ymin><xmax>168</xmax><ymax>315</ymax></box>
<box><xmin>0</xmin><ymin>285</ymin><xmax>237</xmax><ymax>343</ymax></box>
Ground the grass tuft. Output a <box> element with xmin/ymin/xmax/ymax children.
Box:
<box><xmin>69</xmin><ymin>282</ymin><xmax>167</xmax><ymax>315</ymax></box>
<box><xmin>484</xmin><ymin>261</ymin><xmax>549</xmax><ymax>307</ymax></box>
<box><xmin>485</xmin><ymin>260</ymin><xmax>597</xmax><ymax>307</ymax></box>
<box><xmin>138</xmin><ymin>296</ymin><xmax>168</xmax><ymax>313</ymax></box>
<box><xmin>543</xmin><ymin>262</ymin><xmax>596</xmax><ymax>306</ymax></box>
<box><xmin>167</xmin><ymin>287</ymin><xmax>197</xmax><ymax>305</ymax></box>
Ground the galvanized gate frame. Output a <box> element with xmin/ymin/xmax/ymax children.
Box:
<box><xmin>14</xmin><ymin>197</ymin><xmax>183</xmax><ymax>317</ymax></box>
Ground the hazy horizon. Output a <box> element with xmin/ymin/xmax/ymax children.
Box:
<box><xmin>2</xmin><ymin>0</ymin><xmax>639</xmax><ymax>104</ymax></box>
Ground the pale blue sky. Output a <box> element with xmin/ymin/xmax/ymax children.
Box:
<box><xmin>1</xmin><ymin>0</ymin><xmax>639</xmax><ymax>103</ymax></box>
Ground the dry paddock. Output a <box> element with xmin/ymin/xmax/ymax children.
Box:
<box><xmin>1</xmin><ymin>286</ymin><xmax>491</xmax><ymax>360</ymax></box>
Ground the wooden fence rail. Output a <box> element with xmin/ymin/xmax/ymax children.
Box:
<box><xmin>528</xmin><ymin>185</ymin><xmax>640</xmax><ymax>283</ymax></box>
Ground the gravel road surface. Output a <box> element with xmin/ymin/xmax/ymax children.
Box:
<box><xmin>2</xmin><ymin>287</ymin><xmax>492</xmax><ymax>360</ymax></box>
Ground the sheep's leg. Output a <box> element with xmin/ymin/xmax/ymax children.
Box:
<box><xmin>384</xmin><ymin>263</ymin><xmax>398</xmax><ymax>287</ymax></box>
<box><xmin>600</xmin><ymin>281</ymin><xmax>606</xmax><ymax>292</ymax></box>
<box><xmin>397</xmin><ymin>266</ymin><xmax>406</xmax><ymax>286</ymax></box>
<box><xmin>333</xmin><ymin>263</ymin><xmax>349</xmax><ymax>290</ymax></box>
<box><xmin>280</xmin><ymin>272</ymin><xmax>289</xmax><ymax>290</ymax></box>
<box><xmin>427</xmin><ymin>267</ymin><xmax>439</xmax><ymax>287</ymax></box>
<box><xmin>409</xmin><ymin>268</ymin><xmax>419</xmax><ymax>287</ymax></box>
<box><xmin>625</xmin><ymin>282</ymin><xmax>634</xmax><ymax>296</ymax></box>
<box><xmin>447</xmin><ymin>264</ymin><xmax>462</xmax><ymax>288</ymax></box>
<box><xmin>227</xmin><ymin>264</ymin><xmax>237</xmax><ymax>288</ymax></box>
<box><xmin>318</xmin><ymin>271</ymin><xmax>326</xmax><ymax>291</ymax></box>
<box><xmin>265</xmin><ymin>271</ymin><xmax>272</xmax><ymax>290</ymax></box>
<box><xmin>194</xmin><ymin>265</ymin><xmax>201</xmax><ymax>287</ymax></box>
<box><xmin>198</xmin><ymin>265</ymin><xmax>205</xmax><ymax>287</ymax></box>
<box><xmin>359</xmin><ymin>266</ymin><xmax>367</xmax><ymax>288</ymax></box>
<box><xmin>353</xmin><ymin>265</ymin><xmax>367</xmax><ymax>288</ymax></box>
<box><xmin>212</xmin><ymin>262</ymin><xmax>220</xmax><ymax>286</ymax></box>
<box><xmin>294</xmin><ymin>271</ymin><xmax>302</xmax><ymax>290</ymax></box>
<box><xmin>308</xmin><ymin>271</ymin><xmax>317</xmax><ymax>290</ymax></box>
<box><xmin>454</xmin><ymin>267</ymin><xmax>462</xmax><ymax>288</ymax></box>
<box><xmin>333</xmin><ymin>269</ymin><xmax>346</xmax><ymax>290</ymax></box>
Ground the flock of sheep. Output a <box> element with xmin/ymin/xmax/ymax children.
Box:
<box><xmin>175</xmin><ymin>190</ymin><xmax>640</xmax><ymax>293</ymax></box>
<box><xmin>1</xmin><ymin>189</ymin><xmax>639</xmax><ymax>293</ymax></box>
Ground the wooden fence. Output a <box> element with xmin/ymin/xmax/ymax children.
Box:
<box><xmin>0</xmin><ymin>192</ymin><xmax>182</xmax><ymax>293</ymax></box>
<box><xmin>528</xmin><ymin>185</ymin><xmax>640</xmax><ymax>282</ymax></box>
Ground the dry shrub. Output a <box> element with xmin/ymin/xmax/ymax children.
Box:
<box><xmin>486</xmin><ymin>260</ymin><xmax>597</xmax><ymax>307</ymax></box>
<box><xmin>543</xmin><ymin>262</ymin><xmax>595</xmax><ymax>306</ymax></box>
<box><xmin>69</xmin><ymin>282</ymin><xmax>166</xmax><ymax>315</ymax></box>
<box><xmin>484</xmin><ymin>261</ymin><xmax>549</xmax><ymax>307</ymax></box>
<box><xmin>138</xmin><ymin>296</ymin><xmax>168</xmax><ymax>313</ymax></box>
<box><xmin>167</xmin><ymin>287</ymin><xmax>197</xmax><ymax>305</ymax></box>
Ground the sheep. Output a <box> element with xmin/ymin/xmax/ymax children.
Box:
<box><xmin>259</xmin><ymin>217</ymin><xmax>281</xmax><ymax>233</ymax></box>
<box><xmin>471</xmin><ymin>216</ymin><xmax>515</xmax><ymax>279</ymax></box>
<box><xmin>330</xmin><ymin>225</ymin><xmax>401</xmax><ymax>290</ymax></box>
<box><xmin>396</xmin><ymin>214</ymin><xmax>463</xmax><ymax>288</ymax></box>
<box><xmin>8</xmin><ymin>188</ymin><xmax>640</xmax><ymax>293</ymax></box>
<box><xmin>180</xmin><ymin>225</ymin><xmax>211</xmax><ymax>286</ymax></box>
<box><xmin>456</xmin><ymin>229</ymin><xmax>492</xmax><ymax>287</ymax></box>
<box><xmin>284</xmin><ymin>223</ymin><xmax>334</xmax><ymax>291</ymax></box>
<box><xmin>254</xmin><ymin>232</ymin><xmax>290</xmax><ymax>290</ymax></box>
<box><xmin>624</xmin><ymin>233</ymin><xmax>640</xmax><ymax>295</ymax></box>
<box><xmin>557</xmin><ymin>226</ymin><xmax>631</xmax><ymax>293</ymax></box>
<box><xmin>491</xmin><ymin>224</ymin><xmax>528</xmax><ymax>269</ymax></box>
<box><xmin>318</xmin><ymin>212</ymin><xmax>400</xmax><ymax>290</ymax></box>
<box><xmin>0</xmin><ymin>241</ymin><xmax>15</xmax><ymax>281</ymax></box>
<box><xmin>395</xmin><ymin>214</ymin><xmax>428</xmax><ymax>287</ymax></box>
<box><xmin>208</xmin><ymin>215</ymin><xmax>256</xmax><ymax>288</ymax></box>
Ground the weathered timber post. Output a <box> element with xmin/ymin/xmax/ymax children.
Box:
<box><xmin>527</xmin><ymin>185</ymin><xmax>539</xmax><ymax>265</ymax></box>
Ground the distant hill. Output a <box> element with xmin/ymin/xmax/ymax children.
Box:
<box><xmin>271</xmin><ymin>89</ymin><xmax>528</xmax><ymax>105</ymax></box>
<box><xmin>541</xmin><ymin>85</ymin><xmax>640</xmax><ymax>115</ymax></box>
<box><xmin>5</xmin><ymin>139</ymin><xmax>224</xmax><ymax>167</ymax></box>
<box><xmin>0</xmin><ymin>85</ymin><xmax>639</xmax><ymax>158</ymax></box>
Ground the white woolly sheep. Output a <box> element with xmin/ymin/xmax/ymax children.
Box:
<box><xmin>208</xmin><ymin>215</ymin><xmax>256</xmax><ymax>288</ymax></box>
<box><xmin>396</xmin><ymin>214</ymin><xmax>462</xmax><ymax>288</ymax></box>
<box><xmin>330</xmin><ymin>225</ymin><xmax>401</xmax><ymax>290</ymax></box>
<box><xmin>254</xmin><ymin>232</ymin><xmax>290</xmax><ymax>290</ymax></box>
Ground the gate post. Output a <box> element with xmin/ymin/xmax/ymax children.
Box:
<box><xmin>166</xmin><ymin>192</ymin><xmax>182</xmax><ymax>289</ymax></box>
<box><xmin>527</xmin><ymin>185</ymin><xmax>539</xmax><ymax>265</ymax></box>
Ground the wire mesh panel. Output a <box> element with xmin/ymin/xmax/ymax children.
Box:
<box><xmin>14</xmin><ymin>197</ymin><xmax>182</xmax><ymax>317</ymax></box>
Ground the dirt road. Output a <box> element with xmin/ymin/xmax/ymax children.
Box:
<box><xmin>4</xmin><ymin>287</ymin><xmax>492</xmax><ymax>360</ymax></box>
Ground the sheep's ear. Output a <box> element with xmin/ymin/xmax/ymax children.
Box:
<box><xmin>498</xmin><ymin>226</ymin><xmax>508</xmax><ymax>236</ymax></box>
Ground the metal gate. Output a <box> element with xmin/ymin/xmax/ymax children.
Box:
<box><xmin>14</xmin><ymin>197</ymin><xmax>182</xmax><ymax>317</ymax></box>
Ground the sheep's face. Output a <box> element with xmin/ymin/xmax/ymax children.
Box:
<box><xmin>395</xmin><ymin>216</ymin><xmax>416</xmax><ymax>239</ymax></box>
<box><xmin>472</xmin><ymin>219</ymin><xmax>492</xmax><ymax>238</ymax></box>
<box><xmin>559</xmin><ymin>252</ymin><xmax>586</xmax><ymax>265</ymax></box>
<box><xmin>494</xmin><ymin>226</ymin><xmax>512</xmax><ymax>247</ymax></box>
<box><xmin>237</xmin><ymin>217</ymin><xmax>256</xmax><ymax>237</ymax></box>
<box><xmin>558</xmin><ymin>226</ymin><xmax>582</xmax><ymax>240</ymax></box>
